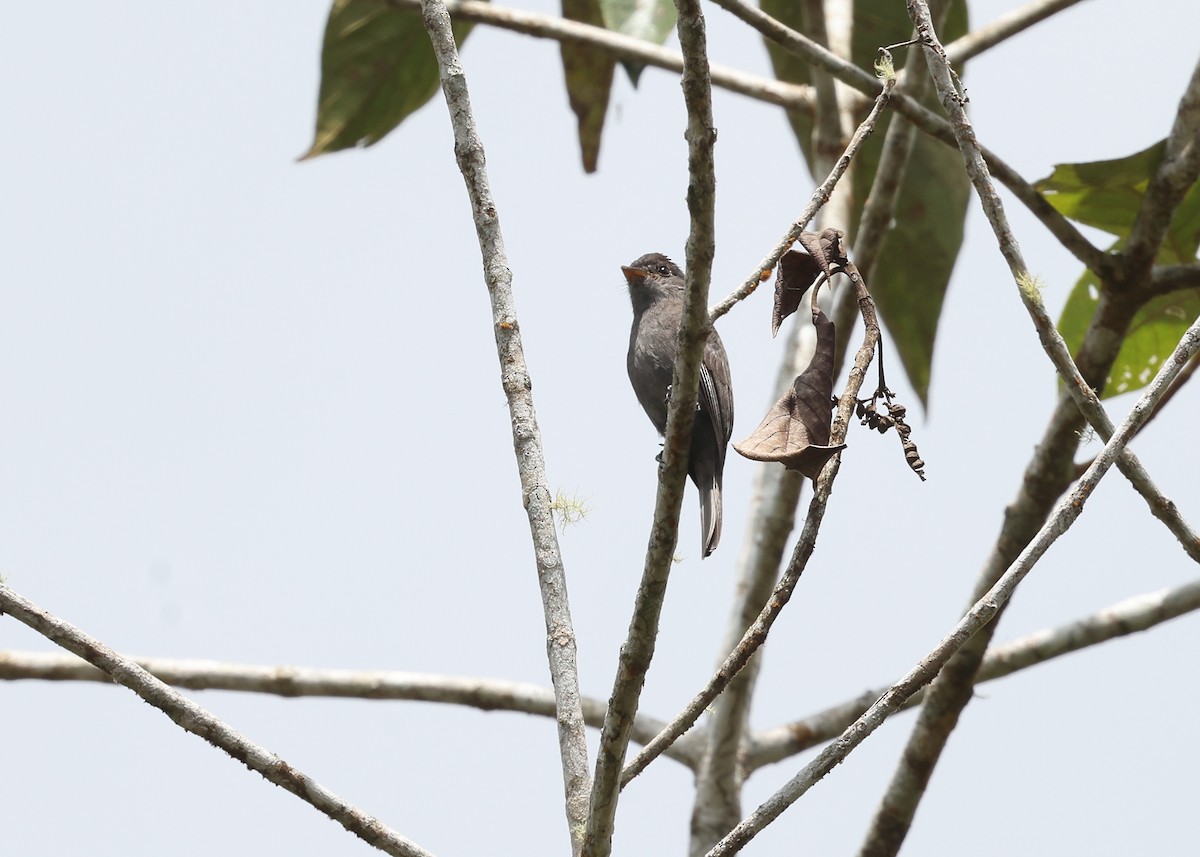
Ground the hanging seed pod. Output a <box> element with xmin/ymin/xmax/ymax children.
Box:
<box><xmin>902</xmin><ymin>437</ymin><xmax>927</xmax><ymax>481</ymax></box>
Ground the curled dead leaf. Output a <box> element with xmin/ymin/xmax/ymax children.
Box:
<box><xmin>771</xmin><ymin>228</ymin><xmax>848</xmax><ymax>337</ymax></box>
<box><xmin>772</xmin><ymin>250</ymin><xmax>822</xmax><ymax>337</ymax></box>
<box><xmin>735</xmin><ymin>308</ymin><xmax>845</xmax><ymax>480</ymax></box>
<box><xmin>796</xmin><ymin>227</ymin><xmax>846</xmax><ymax>280</ymax></box>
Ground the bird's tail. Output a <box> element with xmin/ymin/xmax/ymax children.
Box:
<box><xmin>700</xmin><ymin>478</ymin><xmax>723</xmax><ymax>559</ymax></box>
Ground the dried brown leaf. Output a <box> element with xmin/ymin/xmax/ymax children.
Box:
<box><xmin>735</xmin><ymin>308</ymin><xmax>845</xmax><ymax>480</ymax></box>
<box><xmin>772</xmin><ymin>250</ymin><xmax>823</xmax><ymax>337</ymax></box>
<box><xmin>796</xmin><ymin>228</ymin><xmax>847</xmax><ymax>280</ymax></box>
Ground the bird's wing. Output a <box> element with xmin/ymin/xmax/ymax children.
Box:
<box><xmin>700</xmin><ymin>332</ymin><xmax>734</xmax><ymax>447</ymax></box>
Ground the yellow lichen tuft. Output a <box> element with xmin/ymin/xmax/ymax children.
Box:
<box><xmin>1017</xmin><ymin>270</ymin><xmax>1046</xmax><ymax>307</ymax></box>
<box><xmin>874</xmin><ymin>51</ymin><xmax>896</xmax><ymax>82</ymax></box>
<box><xmin>549</xmin><ymin>489</ymin><xmax>592</xmax><ymax>529</ymax></box>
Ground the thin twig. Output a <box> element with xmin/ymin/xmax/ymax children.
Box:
<box><xmin>942</xmin><ymin>0</ymin><xmax>1087</xmax><ymax>66</ymax></box>
<box><xmin>709</xmin><ymin>76</ymin><xmax>896</xmax><ymax>322</ymax></box>
<box><xmin>748</xmin><ymin>575</ymin><xmax>1200</xmax><ymax>769</ymax></box>
<box><xmin>581</xmin><ymin>1</ymin><xmax>717</xmax><ymax>853</ymax></box>
<box><xmin>418</xmin><ymin>2</ymin><xmax>591</xmax><ymax>852</ymax></box>
<box><xmin>706</xmin><ymin>313</ymin><xmax>1200</xmax><ymax>856</ymax></box>
<box><xmin>705</xmin><ymin>0</ymin><xmax>1112</xmax><ymax>278</ymax></box>
<box><xmin>690</xmin><ymin>6</ymin><xmax>861</xmax><ymax>850</ymax></box>
<box><xmin>0</xmin><ymin>586</ymin><xmax>436</xmax><ymax>857</ymax></box>
<box><xmin>1074</xmin><ymin>347</ymin><xmax>1200</xmax><ymax>480</ymax></box>
<box><xmin>830</xmin><ymin>30</ymin><xmax>936</xmax><ymax>370</ymax></box>
<box><xmin>1019</xmin><ymin>283</ymin><xmax>1200</xmax><ymax>563</ymax></box>
<box><xmin>0</xmin><ymin>650</ymin><xmax>703</xmax><ymax>768</ymax></box>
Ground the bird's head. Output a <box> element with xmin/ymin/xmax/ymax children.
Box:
<box><xmin>622</xmin><ymin>253</ymin><xmax>684</xmax><ymax>284</ymax></box>
<box><xmin>622</xmin><ymin>253</ymin><xmax>685</xmax><ymax>312</ymax></box>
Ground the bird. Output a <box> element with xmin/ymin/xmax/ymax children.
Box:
<box><xmin>622</xmin><ymin>253</ymin><xmax>734</xmax><ymax>558</ymax></box>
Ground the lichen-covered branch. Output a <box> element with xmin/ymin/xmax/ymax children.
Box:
<box><xmin>688</xmin><ymin>2</ymin><xmax>874</xmax><ymax>843</ymax></box>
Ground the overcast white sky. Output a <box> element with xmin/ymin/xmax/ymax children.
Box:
<box><xmin>3</xmin><ymin>2</ymin><xmax>1198</xmax><ymax>855</ymax></box>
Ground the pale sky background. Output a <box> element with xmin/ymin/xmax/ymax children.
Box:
<box><xmin>3</xmin><ymin>2</ymin><xmax>1198</xmax><ymax>855</ymax></box>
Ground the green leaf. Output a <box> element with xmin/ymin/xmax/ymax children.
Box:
<box><xmin>303</xmin><ymin>0</ymin><xmax>475</xmax><ymax>160</ymax></box>
<box><xmin>560</xmin><ymin>0</ymin><xmax>616</xmax><ymax>173</ymax></box>
<box><xmin>1047</xmin><ymin>143</ymin><xmax>1200</xmax><ymax>397</ymax></box>
<box><xmin>760</xmin><ymin>0</ymin><xmax>971</xmax><ymax>406</ymax></box>
<box><xmin>1035</xmin><ymin>141</ymin><xmax>1165</xmax><ymax>238</ymax></box>
<box><xmin>600</xmin><ymin>0</ymin><xmax>677</xmax><ymax>86</ymax></box>
<box><xmin>1059</xmin><ymin>257</ymin><xmax>1200</xmax><ymax>398</ymax></box>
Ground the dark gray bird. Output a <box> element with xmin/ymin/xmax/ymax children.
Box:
<box><xmin>623</xmin><ymin>253</ymin><xmax>734</xmax><ymax>558</ymax></box>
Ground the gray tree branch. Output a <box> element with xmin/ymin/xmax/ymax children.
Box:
<box><xmin>706</xmin><ymin>0</ymin><xmax>1112</xmax><ymax>279</ymax></box>
<box><xmin>1153</xmin><ymin>261</ymin><xmax>1200</xmax><ymax>295</ymax></box>
<box><xmin>1122</xmin><ymin>56</ymin><xmax>1200</xmax><ymax>279</ymax></box>
<box><xmin>706</xmin><ymin>310</ymin><xmax>1200</xmax><ymax>856</ymax></box>
<box><xmin>418</xmin><ymin>2</ymin><xmax>591</xmax><ymax>852</ymax></box>
<box><xmin>857</xmin><ymin>5</ymin><xmax>1200</xmax><ymax>854</ymax></box>
<box><xmin>0</xmin><ymin>586</ymin><xmax>435</xmax><ymax>857</ymax></box>
<box><xmin>0</xmin><ymin>650</ymin><xmax>701</xmax><ymax>767</ymax></box>
<box><xmin>688</xmin><ymin>10</ymin><xmax>872</xmax><ymax>844</ymax></box>
<box><xmin>748</xmin><ymin>575</ymin><xmax>1200</xmax><ymax>769</ymax></box>
<box><xmin>582</xmin><ymin>1</ymin><xmax>718</xmax><ymax>854</ymax></box>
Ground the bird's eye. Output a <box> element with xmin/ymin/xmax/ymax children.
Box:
<box><xmin>657</xmin><ymin>265</ymin><xmax>670</xmax><ymax>275</ymax></box>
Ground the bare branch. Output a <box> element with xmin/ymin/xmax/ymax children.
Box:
<box><xmin>418</xmin><ymin>2</ymin><xmax>591</xmax><ymax>851</ymax></box>
<box><xmin>855</xmin><ymin>6</ymin><xmax>1200</xmax><ymax>854</ymax></box>
<box><xmin>690</xmin><ymin>10</ymin><xmax>873</xmax><ymax>850</ymax></box>
<box><xmin>922</xmin><ymin>0</ymin><xmax>1200</xmax><ymax>584</ymax></box>
<box><xmin>0</xmin><ymin>585</ymin><xmax>435</xmax><ymax>857</ymax></box>
<box><xmin>1152</xmin><ymin>261</ymin><xmax>1200</xmax><ymax>295</ymax></box>
<box><xmin>749</xmin><ymin>576</ymin><xmax>1200</xmax><ymax>769</ymax></box>
<box><xmin>582</xmin><ymin>1</ymin><xmax>717</xmax><ymax>853</ymax></box>
<box><xmin>830</xmin><ymin>27</ymin><xmax>935</xmax><ymax>369</ymax></box>
<box><xmin>1074</xmin><ymin>347</ymin><xmax>1200</xmax><ymax>480</ymax></box>
<box><xmin>917</xmin><ymin>21</ymin><xmax>1200</xmax><ymax>567</ymax></box>
<box><xmin>706</xmin><ymin>313</ymin><xmax>1200</xmax><ymax>856</ymax></box>
<box><xmin>0</xmin><ymin>650</ymin><xmax>702</xmax><ymax>768</ymax></box>
<box><xmin>1123</xmin><ymin>56</ymin><xmax>1200</xmax><ymax>279</ymax></box>
<box><xmin>709</xmin><ymin>78</ymin><xmax>897</xmax><ymax>322</ymax></box>
<box><xmin>850</xmin><ymin>54</ymin><xmax>928</xmax><ymax>283</ymax></box>
<box><xmin>385</xmin><ymin>0</ymin><xmax>814</xmax><ymax>114</ymax></box>
<box><xmin>1018</xmin><ymin>284</ymin><xmax>1200</xmax><ymax>563</ymax></box>
<box><xmin>942</xmin><ymin>0</ymin><xmax>1087</xmax><ymax>66</ymax></box>
<box><xmin>705</xmin><ymin>0</ymin><xmax>1112</xmax><ymax>278</ymax></box>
